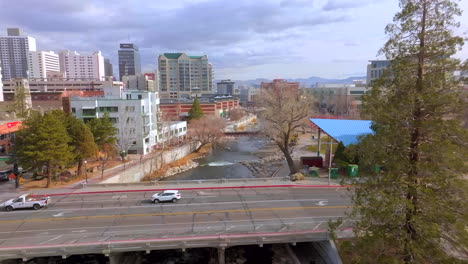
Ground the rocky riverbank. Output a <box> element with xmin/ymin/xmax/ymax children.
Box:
<box><xmin>239</xmin><ymin>153</ymin><xmax>285</xmax><ymax>178</ymax></box>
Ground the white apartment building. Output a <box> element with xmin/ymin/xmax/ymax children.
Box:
<box><xmin>70</xmin><ymin>87</ymin><xmax>160</xmax><ymax>155</ymax></box>
<box><xmin>59</xmin><ymin>50</ymin><xmax>105</xmax><ymax>81</ymax></box>
<box><xmin>0</xmin><ymin>28</ymin><xmax>37</xmax><ymax>81</ymax></box>
<box><xmin>2</xmin><ymin>71</ymin><xmax>123</xmax><ymax>93</ymax></box>
<box><xmin>28</xmin><ymin>51</ymin><xmax>60</xmax><ymax>79</ymax></box>
<box><xmin>157</xmin><ymin>121</ymin><xmax>187</xmax><ymax>147</ymax></box>
<box><xmin>123</xmin><ymin>73</ymin><xmax>157</xmax><ymax>92</ymax></box>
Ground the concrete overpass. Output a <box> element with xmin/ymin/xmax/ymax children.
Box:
<box><xmin>0</xmin><ymin>186</ymin><xmax>352</xmax><ymax>263</ymax></box>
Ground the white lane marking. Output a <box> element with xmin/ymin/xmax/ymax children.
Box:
<box><xmin>0</xmin><ymin>216</ymin><xmax>347</xmax><ymax>235</ymax></box>
<box><xmin>39</xmin><ymin>235</ymin><xmax>63</xmax><ymax>245</ymax></box>
<box><xmin>316</xmin><ymin>200</ymin><xmax>328</xmax><ymax>206</ymax></box>
<box><xmin>52</xmin><ymin>212</ymin><xmax>69</xmax><ymax>217</ymax></box>
<box><xmin>71</xmin><ymin>230</ymin><xmax>86</xmax><ymax>233</ymax></box>
<box><xmin>52</xmin><ymin>196</ymin><xmax>217</xmax><ymax>204</ymax></box>
<box><xmin>313</xmin><ymin>222</ymin><xmax>322</xmax><ymax>230</ymax></box>
<box><xmin>0</xmin><ymin>198</ymin><xmax>333</xmax><ymax>214</ymax></box>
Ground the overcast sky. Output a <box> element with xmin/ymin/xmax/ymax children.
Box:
<box><xmin>1</xmin><ymin>0</ymin><xmax>467</xmax><ymax>80</ymax></box>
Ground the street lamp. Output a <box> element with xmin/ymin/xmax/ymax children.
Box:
<box><xmin>84</xmin><ymin>160</ymin><xmax>88</xmax><ymax>184</ymax></box>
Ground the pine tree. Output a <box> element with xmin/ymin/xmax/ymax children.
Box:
<box><xmin>344</xmin><ymin>1</ymin><xmax>468</xmax><ymax>263</ymax></box>
<box><xmin>86</xmin><ymin>112</ymin><xmax>117</xmax><ymax>149</ymax></box>
<box><xmin>16</xmin><ymin>111</ymin><xmax>74</xmax><ymax>188</ymax></box>
<box><xmin>187</xmin><ymin>97</ymin><xmax>204</xmax><ymax>121</ymax></box>
<box><xmin>66</xmin><ymin>114</ymin><xmax>98</xmax><ymax>176</ymax></box>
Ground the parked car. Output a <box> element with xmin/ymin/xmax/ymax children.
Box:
<box><xmin>151</xmin><ymin>190</ymin><xmax>181</xmax><ymax>203</ymax></box>
<box><xmin>1</xmin><ymin>194</ymin><xmax>50</xmax><ymax>211</ymax></box>
<box><xmin>0</xmin><ymin>169</ymin><xmax>12</xmax><ymax>181</ymax></box>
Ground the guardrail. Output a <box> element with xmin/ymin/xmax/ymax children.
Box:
<box><xmin>82</xmin><ymin>177</ymin><xmax>291</xmax><ymax>188</ymax></box>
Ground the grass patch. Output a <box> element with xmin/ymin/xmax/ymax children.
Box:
<box><xmin>305</xmin><ymin>143</ymin><xmax>338</xmax><ymax>155</ymax></box>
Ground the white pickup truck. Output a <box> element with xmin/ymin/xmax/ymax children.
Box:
<box><xmin>1</xmin><ymin>194</ymin><xmax>50</xmax><ymax>212</ymax></box>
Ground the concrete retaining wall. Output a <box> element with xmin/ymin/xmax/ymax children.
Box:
<box><xmin>102</xmin><ymin>143</ymin><xmax>199</xmax><ymax>183</ymax></box>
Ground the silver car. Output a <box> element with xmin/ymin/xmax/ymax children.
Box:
<box><xmin>151</xmin><ymin>190</ymin><xmax>181</xmax><ymax>203</ymax></box>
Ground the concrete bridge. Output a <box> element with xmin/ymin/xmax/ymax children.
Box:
<box><xmin>0</xmin><ymin>185</ymin><xmax>351</xmax><ymax>263</ymax></box>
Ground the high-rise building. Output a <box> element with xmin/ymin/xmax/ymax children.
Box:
<box><xmin>0</xmin><ymin>28</ymin><xmax>37</xmax><ymax>81</ymax></box>
<box><xmin>104</xmin><ymin>58</ymin><xmax>113</xmax><ymax>77</ymax></box>
<box><xmin>118</xmin><ymin>43</ymin><xmax>141</xmax><ymax>81</ymax></box>
<box><xmin>366</xmin><ymin>60</ymin><xmax>390</xmax><ymax>84</ymax></box>
<box><xmin>28</xmin><ymin>51</ymin><xmax>60</xmax><ymax>79</ymax></box>
<box><xmin>0</xmin><ymin>62</ymin><xmax>3</xmax><ymax>101</ymax></box>
<box><xmin>58</xmin><ymin>50</ymin><xmax>105</xmax><ymax>80</ymax></box>
<box><xmin>217</xmin><ymin>79</ymin><xmax>235</xmax><ymax>94</ymax></box>
<box><xmin>158</xmin><ymin>53</ymin><xmax>214</xmax><ymax>99</ymax></box>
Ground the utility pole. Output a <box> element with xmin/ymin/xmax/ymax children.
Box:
<box><xmin>328</xmin><ymin>137</ymin><xmax>333</xmax><ymax>186</ymax></box>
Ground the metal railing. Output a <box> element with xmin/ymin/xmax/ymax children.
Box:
<box><xmin>82</xmin><ymin>177</ymin><xmax>291</xmax><ymax>188</ymax></box>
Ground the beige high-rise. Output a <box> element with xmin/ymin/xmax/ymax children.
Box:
<box><xmin>158</xmin><ymin>53</ymin><xmax>213</xmax><ymax>99</ymax></box>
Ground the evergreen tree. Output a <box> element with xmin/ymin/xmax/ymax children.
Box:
<box><xmin>187</xmin><ymin>97</ymin><xmax>204</xmax><ymax>121</ymax></box>
<box><xmin>16</xmin><ymin>111</ymin><xmax>74</xmax><ymax>188</ymax></box>
<box><xmin>66</xmin><ymin>114</ymin><xmax>98</xmax><ymax>176</ymax></box>
<box><xmin>344</xmin><ymin>1</ymin><xmax>468</xmax><ymax>263</ymax></box>
<box><xmin>86</xmin><ymin>112</ymin><xmax>117</xmax><ymax>149</ymax></box>
<box><xmin>333</xmin><ymin>141</ymin><xmax>349</xmax><ymax>167</ymax></box>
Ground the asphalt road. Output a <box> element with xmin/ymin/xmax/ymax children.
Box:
<box><xmin>0</xmin><ymin>187</ymin><xmax>352</xmax><ymax>249</ymax></box>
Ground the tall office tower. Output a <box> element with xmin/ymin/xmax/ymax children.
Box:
<box><xmin>158</xmin><ymin>53</ymin><xmax>214</xmax><ymax>99</ymax></box>
<box><xmin>366</xmin><ymin>60</ymin><xmax>391</xmax><ymax>84</ymax></box>
<box><xmin>0</xmin><ymin>62</ymin><xmax>3</xmax><ymax>101</ymax></box>
<box><xmin>104</xmin><ymin>58</ymin><xmax>114</xmax><ymax>77</ymax></box>
<box><xmin>118</xmin><ymin>43</ymin><xmax>141</xmax><ymax>81</ymax></box>
<box><xmin>217</xmin><ymin>79</ymin><xmax>235</xmax><ymax>94</ymax></box>
<box><xmin>59</xmin><ymin>50</ymin><xmax>105</xmax><ymax>80</ymax></box>
<box><xmin>0</xmin><ymin>28</ymin><xmax>37</xmax><ymax>81</ymax></box>
<box><xmin>28</xmin><ymin>51</ymin><xmax>60</xmax><ymax>79</ymax></box>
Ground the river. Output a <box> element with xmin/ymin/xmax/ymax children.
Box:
<box><xmin>161</xmin><ymin>136</ymin><xmax>273</xmax><ymax>180</ymax></box>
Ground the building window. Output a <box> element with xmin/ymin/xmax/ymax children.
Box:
<box><xmin>71</xmin><ymin>108</ymin><xmax>76</xmax><ymax>113</ymax></box>
<box><xmin>82</xmin><ymin>109</ymin><xmax>96</xmax><ymax>116</ymax></box>
<box><xmin>99</xmin><ymin>106</ymin><xmax>118</xmax><ymax>112</ymax></box>
<box><xmin>350</xmin><ymin>91</ymin><xmax>365</xmax><ymax>95</ymax></box>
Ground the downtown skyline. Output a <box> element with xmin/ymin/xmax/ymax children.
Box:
<box><xmin>1</xmin><ymin>0</ymin><xmax>468</xmax><ymax>80</ymax></box>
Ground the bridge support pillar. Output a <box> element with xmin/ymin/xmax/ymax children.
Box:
<box><xmin>217</xmin><ymin>247</ymin><xmax>226</xmax><ymax>264</ymax></box>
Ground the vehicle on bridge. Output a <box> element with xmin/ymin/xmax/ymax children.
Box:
<box><xmin>1</xmin><ymin>194</ymin><xmax>50</xmax><ymax>212</ymax></box>
<box><xmin>152</xmin><ymin>190</ymin><xmax>181</xmax><ymax>203</ymax></box>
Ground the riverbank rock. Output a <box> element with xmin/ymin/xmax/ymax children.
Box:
<box><xmin>290</xmin><ymin>172</ymin><xmax>305</xmax><ymax>181</ymax></box>
<box><xmin>163</xmin><ymin>160</ymin><xmax>199</xmax><ymax>178</ymax></box>
<box><xmin>239</xmin><ymin>153</ymin><xmax>285</xmax><ymax>178</ymax></box>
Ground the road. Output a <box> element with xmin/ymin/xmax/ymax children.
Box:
<box><xmin>0</xmin><ymin>187</ymin><xmax>352</xmax><ymax>250</ymax></box>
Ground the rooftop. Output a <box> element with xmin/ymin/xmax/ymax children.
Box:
<box><xmin>309</xmin><ymin>118</ymin><xmax>373</xmax><ymax>146</ymax></box>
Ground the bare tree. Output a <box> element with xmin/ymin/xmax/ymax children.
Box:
<box><xmin>115</xmin><ymin>111</ymin><xmax>137</xmax><ymax>168</ymax></box>
<box><xmin>188</xmin><ymin>116</ymin><xmax>226</xmax><ymax>152</ymax></box>
<box><xmin>229</xmin><ymin>108</ymin><xmax>246</xmax><ymax>121</ymax></box>
<box><xmin>259</xmin><ymin>87</ymin><xmax>315</xmax><ymax>174</ymax></box>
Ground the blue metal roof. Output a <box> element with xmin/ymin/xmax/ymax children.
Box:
<box><xmin>309</xmin><ymin>119</ymin><xmax>373</xmax><ymax>146</ymax></box>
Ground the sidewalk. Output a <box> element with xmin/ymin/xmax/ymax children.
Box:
<box><xmin>24</xmin><ymin>178</ymin><xmax>346</xmax><ymax>196</ymax></box>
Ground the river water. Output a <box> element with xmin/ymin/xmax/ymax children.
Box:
<box><xmin>162</xmin><ymin>136</ymin><xmax>271</xmax><ymax>180</ymax></box>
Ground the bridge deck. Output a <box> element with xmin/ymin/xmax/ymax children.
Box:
<box><xmin>0</xmin><ymin>187</ymin><xmax>352</xmax><ymax>261</ymax></box>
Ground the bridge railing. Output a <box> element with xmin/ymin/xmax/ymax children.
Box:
<box><xmin>82</xmin><ymin>177</ymin><xmax>291</xmax><ymax>188</ymax></box>
<box><xmin>0</xmin><ymin>228</ymin><xmax>332</xmax><ymax>262</ymax></box>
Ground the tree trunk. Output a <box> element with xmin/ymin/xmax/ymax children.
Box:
<box><xmin>280</xmin><ymin>145</ymin><xmax>297</xmax><ymax>175</ymax></box>
<box><xmin>46</xmin><ymin>165</ymin><xmax>51</xmax><ymax>188</ymax></box>
<box><xmin>77</xmin><ymin>159</ymin><xmax>83</xmax><ymax>176</ymax></box>
<box><xmin>404</xmin><ymin>2</ymin><xmax>427</xmax><ymax>262</ymax></box>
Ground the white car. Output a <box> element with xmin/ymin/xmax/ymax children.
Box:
<box><xmin>1</xmin><ymin>194</ymin><xmax>50</xmax><ymax>212</ymax></box>
<box><xmin>151</xmin><ymin>190</ymin><xmax>181</xmax><ymax>203</ymax></box>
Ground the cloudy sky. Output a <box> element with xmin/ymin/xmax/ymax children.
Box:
<box><xmin>1</xmin><ymin>0</ymin><xmax>468</xmax><ymax>80</ymax></box>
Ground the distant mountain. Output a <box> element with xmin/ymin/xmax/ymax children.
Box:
<box><xmin>218</xmin><ymin>76</ymin><xmax>366</xmax><ymax>88</ymax></box>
